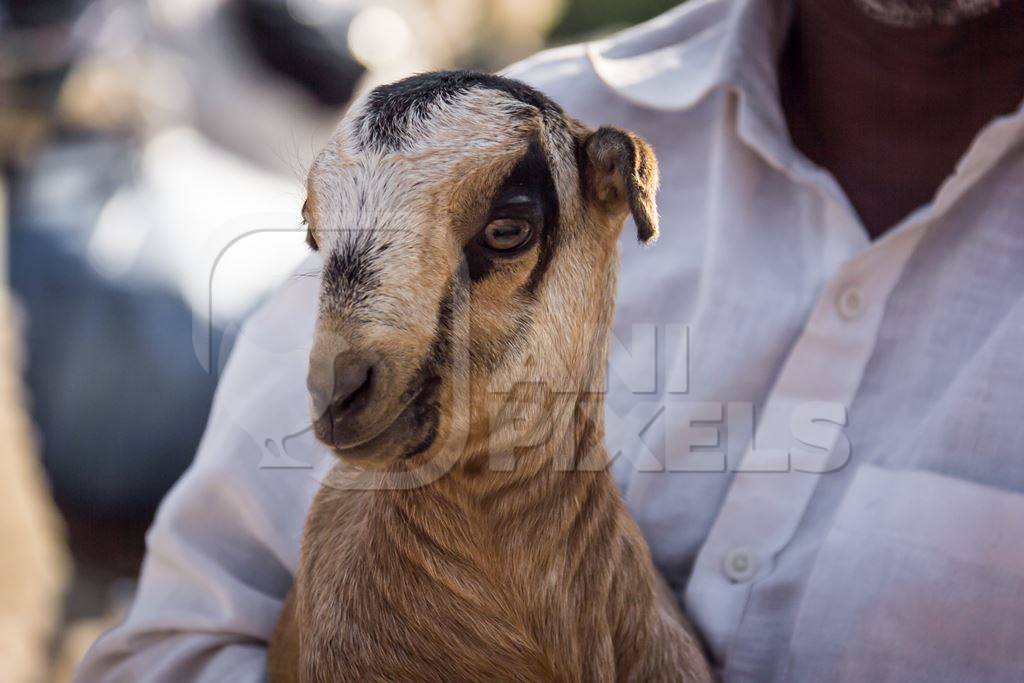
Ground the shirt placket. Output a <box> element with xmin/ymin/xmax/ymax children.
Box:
<box><xmin>684</xmin><ymin>218</ymin><xmax>929</xmax><ymax>665</ymax></box>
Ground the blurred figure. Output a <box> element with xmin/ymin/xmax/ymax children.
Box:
<box><xmin>0</xmin><ymin>185</ymin><xmax>70</xmax><ymax>683</ymax></box>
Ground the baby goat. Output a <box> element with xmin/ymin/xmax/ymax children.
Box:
<box><xmin>268</xmin><ymin>71</ymin><xmax>712</xmax><ymax>683</ymax></box>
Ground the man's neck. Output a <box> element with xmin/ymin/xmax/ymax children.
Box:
<box><xmin>779</xmin><ymin>0</ymin><xmax>1024</xmax><ymax>238</ymax></box>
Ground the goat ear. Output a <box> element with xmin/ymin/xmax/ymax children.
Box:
<box><xmin>581</xmin><ymin>126</ymin><xmax>660</xmax><ymax>244</ymax></box>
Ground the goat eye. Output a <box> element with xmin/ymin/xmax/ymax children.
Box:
<box><xmin>482</xmin><ymin>218</ymin><xmax>532</xmax><ymax>252</ymax></box>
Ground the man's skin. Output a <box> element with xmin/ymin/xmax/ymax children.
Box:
<box><xmin>780</xmin><ymin>0</ymin><xmax>1024</xmax><ymax>239</ymax></box>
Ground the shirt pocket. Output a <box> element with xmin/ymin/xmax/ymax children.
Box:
<box><xmin>788</xmin><ymin>465</ymin><xmax>1024</xmax><ymax>683</ymax></box>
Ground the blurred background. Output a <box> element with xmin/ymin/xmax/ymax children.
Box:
<box><xmin>0</xmin><ymin>0</ymin><xmax>680</xmax><ymax>679</ymax></box>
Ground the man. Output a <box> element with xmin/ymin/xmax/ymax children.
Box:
<box><xmin>77</xmin><ymin>0</ymin><xmax>1024</xmax><ymax>680</ymax></box>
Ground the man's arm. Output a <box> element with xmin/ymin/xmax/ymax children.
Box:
<box><xmin>73</xmin><ymin>428</ymin><xmax>316</xmax><ymax>682</ymax></box>
<box><xmin>74</xmin><ymin>265</ymin><xmax>321</xmax><ymax>682</ymax></box>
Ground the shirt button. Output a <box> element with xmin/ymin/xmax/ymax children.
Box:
<box><xmin>836</xmin><ymin>285</ymin><xmax>865</xmax><ymax>320</ymax></box>
<box><xmin>723</xmin><ymin>547</ymin><xmax>759</xmax><ymax>583</ymax></box>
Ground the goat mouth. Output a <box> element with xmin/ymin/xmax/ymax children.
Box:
<box><xmin>329</xmin><ymin>375</ymin><xmax>442</xmax><ymax>460</ymax></box>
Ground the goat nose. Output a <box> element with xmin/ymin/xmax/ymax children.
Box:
<box><xmin>307</xmin><ymin>353</ymin><xmax>375</xmax><ymax>419</ymax></box>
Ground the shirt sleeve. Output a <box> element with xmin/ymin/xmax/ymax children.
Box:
<box><xmin>73</xmin><ymin>270</ymin><xmax>322</xmax><ymax>682</ymax></box>
<box><xmin>72</xmin><ymin>424</ymin><xmax>317</xmax><ymax>682</ymax></box>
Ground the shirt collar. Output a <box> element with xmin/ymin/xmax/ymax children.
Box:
<box><xmin>586</xmin><ymin>0</ymin><xmax>792</xmax><ymax>114</ymax></box>
<box><xmin>588</xmin><ymin>0</ymin><xmax>816</xmax><ymax>203</ymax></box>
<box><xmin>588</xmin><ymin>0</ymin><xmax>1024</xmax><ymax>241</ymax></box>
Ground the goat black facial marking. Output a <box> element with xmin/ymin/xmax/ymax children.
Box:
<box><xmin>398</xmin><ymin>276</ymin><xmax>456</xmax><ymax>458</ymax></box>
<box><xmin>356</xmin><ymin>70</ymin><xmax>564</xmax><ymax>153</ymax></box>
<box><xmin>402</xmin><ymin>376</ymin><xmax>442</xmax><ymax>458</ymax></box>
<box><xmin>519</xmin><ymin>142</ymin><xmax>560</xmax><ymax>297</ymax></box>
<box><xmin>321</xmin><ymin>235</ymin><xmax>383</xmax><ymax>313</ymax></box>
<box><xmin>462</xmin><ymin>138</ymin><xmax>559</xmax><ymax>288</ymax></box>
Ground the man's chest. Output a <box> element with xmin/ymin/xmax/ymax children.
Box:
<box><xmin>601</xmin><ymin>124</ymin><xmax>1024</xmax><ymax>680</ymax></box>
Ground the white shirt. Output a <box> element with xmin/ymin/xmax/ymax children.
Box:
<box><xmin>76</xmin><ymin>1</ymin><xmax>1024</xmax><ymax>681</ymax></box>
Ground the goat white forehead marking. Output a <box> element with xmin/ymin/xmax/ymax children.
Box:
<box><xmin>344</xmin><ymin>87</ymin><xmax>541</xmax><ymax>155</ymax></box>
<box><xmin>312</xmin><ymin>90</ymin><xmax>539</xmax><ymax>226</ymax></box>
<box><xmin>309</xmin><ymin>85</ymin><xmax>583</xmax><ymax>256</ymax></box>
